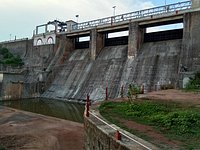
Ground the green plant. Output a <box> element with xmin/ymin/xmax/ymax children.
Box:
<box><xmin>185</xmin><ymin>71</ymin><xmax>200</xmax><ymax>92</ymax></box>
<box><xmin>151</xmin><ymin>110</ymin><xmax>200</xmax><ymax>134</ymax></box>
<box><xmin>127</xmin><ymin>84</ymin><xmax>141</xmax><ymax>102</ymax></box>
<box><xmin>99</xmin><ymin>101</ymin><xmax>200</xmax><ymax>149</ymax></box>
<box><xmin>0</xmin><ymin>47</ymin><xmax>24</xmax><ymax>67</ymax></box>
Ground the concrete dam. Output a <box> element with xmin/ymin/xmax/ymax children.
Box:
<box><xmin>0</xmin><ymin>0</ymin><xmax>200</xmax><ymax>101</ymax></box>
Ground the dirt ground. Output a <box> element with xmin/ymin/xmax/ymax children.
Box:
<box><xmin>0</xmin><ymin>106</ymin><xmax>84</xmax><ymax>150</ymax></box>
<box><xmin>115</xmin><ymin>89</ymin><xmax>200</xmax><ymax>149</ymax></box>
<box><xmin>140</xmin><ymin>89</ymin><xmax>200</xmax><ymax>105</ymax></box>
<box><xmin>1</xmin><ymin>89</ymin><xmax>199</xmax><ymax>150</ymax></box>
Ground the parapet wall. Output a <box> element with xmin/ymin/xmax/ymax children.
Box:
<box><xmin>84</xmin><ymin>117</ymin><xmax>129</xmax><ymax>150</ymax></box>
<box><xmin>84</xmin><ymin>106</ymin><xmax>158</xmax><ymax>150</ymax></box>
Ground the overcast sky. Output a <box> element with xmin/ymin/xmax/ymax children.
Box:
<box><xmin>0</xmin><ymin>0</ymin><xmax>187</xmax><ymax>42</ymax></box>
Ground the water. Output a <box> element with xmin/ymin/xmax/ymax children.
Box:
<box><xmin>0</xmin><ymin>98</ymin><xmax>85</xmax><ymax>123</ymax></box>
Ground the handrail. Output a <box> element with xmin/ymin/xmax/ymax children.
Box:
<box><xmin>88</xmin><ymin>110</ymin><xmax>152</xmax><ymax>150</ymax></box>
<box><xmin>0</xmin><ymin>38</ymin><xmax>29</xmax><ymax>44</ymax></box>
<box><xmin>72</xmin><ymin>1</ymin><xmax>191</xmax><ymax>31</ymax></box>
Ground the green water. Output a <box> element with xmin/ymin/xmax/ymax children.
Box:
<box><xmin>0</xmin><ymin>98</ymin><xmax>85</xmax><ymax>123</ymax></box>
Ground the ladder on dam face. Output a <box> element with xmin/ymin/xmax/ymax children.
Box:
<box><xmin>72</xmin><ymin>1</ymin><xmax>191</xmax><ymax>31</ymax></box>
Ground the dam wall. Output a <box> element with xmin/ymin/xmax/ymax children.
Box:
<box><xmin>0</xmin><ymin>38</ymin><xmax>57</xmax><ymax>100</ymax></box>
<box><xmin>120</xmin><ymin>40</ymin><xmax>182</xmax><ymax>93</ymax></box>
<box><xmin>1</xmin><ymin>7</ymin><xmax>200</xmax><ymax>101</ymax></box>
<box><xmin>42</xmin><ymin>38</ymin><xmax>181</xmax><ymax>101</ymax></box>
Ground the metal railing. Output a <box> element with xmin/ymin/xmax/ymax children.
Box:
<box><xmin>88</xmin><ymin>110</ymin><xmax>152</xmax><ymax>150</ymax></box>
<box><xmin>0</xmin><ymin>38</ymin><xmax>29</xmax><ymax>44</ymax></box>
<box><xmin>72</xmin><ymin>1</ymin><xmax>191</xmax><ymax>31</ymax></box>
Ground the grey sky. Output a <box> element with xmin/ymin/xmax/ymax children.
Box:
<box><xmin>0</xmin><ymin>0</ymin><xmax>187</xmax><ymax>42</ymax></box>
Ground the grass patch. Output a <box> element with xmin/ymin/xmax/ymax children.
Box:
<box><xmin>99</xmin><ymin>100</ymin><xmax>200</xmax><ymax>149</ymax></box>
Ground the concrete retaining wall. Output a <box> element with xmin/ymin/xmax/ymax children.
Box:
<box><xmin>1</xmin><ymin>73</ymin><xmax>24</xmax><ymax>100</ymax></box>
<box><xmin>84</xmin><ymin>108</ymin><xmax>158</xmax><ymax>150</ymax></box>
<box><xmin>84</xmin><ymin>116</ymin><xmax>131</xmax><ymax>150</ymax></box>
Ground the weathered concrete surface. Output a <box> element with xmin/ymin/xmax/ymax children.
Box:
<box><xmin>1</xmin><ymin>39</ymin><xmax>29</xmax><ymax>58</ymax></box>
<box><xmin>121</xmin><ymin>40</ymin><xmax>182</xmax><ymax>92</ymax></box>
<box><xmin>42</xmin><ymin>45</ymin><xmax>127</xmax><ymax>101</ymax></box>
<box><xmin>0</xmin><ymin>83</ymin><xmax>2</xmax><ymax>100</ymax></box>
<box><xmin>90</xmin><ymin>29</ymin><xmax>104</xmax><ymax>60</ymax></box>
<box><xmin>1</xmin><ymin>73</ymin><xmax>24</xmax><ymax>100</ymax></box>
<box><xmin>0</xmin><ymin>106</ymin><xmax>84</xmax><ymax>150</ymax></box>
<box><xmin>192</xmin><ymin>0</ymin><xmax>200</xmax><ymax>9</ymax></box>
<box><xmin>181</xmin><ymin>11</ymin><xmax>200</xmax><ymax>72</ymax></box>
<box><xmin>128</xmin><ymin>22</ymin><xmax>144</xmax><ymax>58</ymax></box>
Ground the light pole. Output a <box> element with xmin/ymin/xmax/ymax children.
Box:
<box><xmin>75</xmin><ymin>15</ymin><xmax>79</xmax><ymax>23</ymax></box>
<box><xmin>113</xmin><ymin>6</ymin><xmax>116</xmax><ymax>16</ymax></box>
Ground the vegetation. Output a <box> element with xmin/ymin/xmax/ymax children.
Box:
<box><xmin>127</xmin><ymin>84</ymin><xmax>141</xmax><ymax>101</ymax></box>
<box><xmin>99</xmin><ymin>101</ymin><xmax>200</xmax><ymax>149</ymax></box>
<box><xmin>185</xmin><ymin>71</ymin><xmax>200</xmax><ymax>92</ymax></box>
<box><xmin>0</xmin><ymin>46</ymin><xmax>24</xmax><ymax>67</ymax></box>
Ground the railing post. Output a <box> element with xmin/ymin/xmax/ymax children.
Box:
<box><xmin>86</xmin><ymin>94</ymin><xmax>90</xmax><ymax>117</ymax></box>
<box><xmin>120</xmin><ymin>85</ymin><xmax>124</xmax><ymax>98</ymax></box>
<box><xmin>87</xmin><ymin>94</ymin><xmax>91</xmax><ymax>106</ymax></box>
<box><xmin>115</xmin><ymin>130</ymin><xmax>121</xmax><ymax>140</ymax></box>
<box><xmin>105</xmin><ymin>87</ymin><xmax>108</xmax><ymax>100</ymax></box>
<box><xmin>141</xmin><ymin>85</ymin><xmax>144</xmax><ymax>94</ymax></box>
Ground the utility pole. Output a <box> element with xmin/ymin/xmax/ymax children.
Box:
<box><xmin>113</xmin><ymin>6</ymin><xmax>116</xmax><ymax>16</ymax></box>
<box><xmin>76</xmin><ymin>15</ymin><xmax>79</xmax><ymax>23</ymax></box>
<box><xmin>9</xmin><ymin>34</ymin><xmax>12</xmax><ymax>41</ymax></box>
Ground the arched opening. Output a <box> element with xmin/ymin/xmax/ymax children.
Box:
<box><xmin>47</xmin><ymin>37</ymin><xmax>54</xmax><ymax>44</ymax></box>
<box><xmin>36</xmin><ymin>38</ymin><xmax>43</xmax><ymax>46</ymax></box>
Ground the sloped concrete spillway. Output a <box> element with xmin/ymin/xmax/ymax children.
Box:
<box><xmin>0</xmin><ymin>38</ymin><xmax>183</xmax><ymax>101</ymax></box>
<box><xmin>42</xmin><ymin>45</ymin><xmax>128</xmax><ymax>101</ymax></box>
<box><xmin>41</xmin><ymin>39</ymin><xmax>181</xmax><ymax>101</ymax></box>
<box><xmin>121</xmin><ymin>40</ymin><xmax>182</xmax><ymax>93</ymax></box>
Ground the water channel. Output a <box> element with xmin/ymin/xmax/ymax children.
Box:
<box><xmin>0</xmin><ymin>98</ymin><xmax>85</xmax><ymax>123</ymax></box>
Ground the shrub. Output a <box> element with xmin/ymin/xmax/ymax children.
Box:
<box><xmin>127</xmin><ymin>84</ymin><xmax>141</xmax><ymax>101</ymax></box>
<box><xmin>154</xmin><ymin>110</ymin><xmax>200</xmax><ymax>134</ymax></box>
<box><xmin>185</xmin><ymin>71</ymin><xmax>200</xmax><ymax>91</ymax></box>
<box><xmin>0</xmin><ymin>47</ymin><xmax>24</xmax><ymax>67</ymax></box>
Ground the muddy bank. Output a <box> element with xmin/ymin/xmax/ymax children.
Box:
<box><xmin>0</xmin><ymin>106</ymin><xmax>84</xmax><ymax>150</ymax></box>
